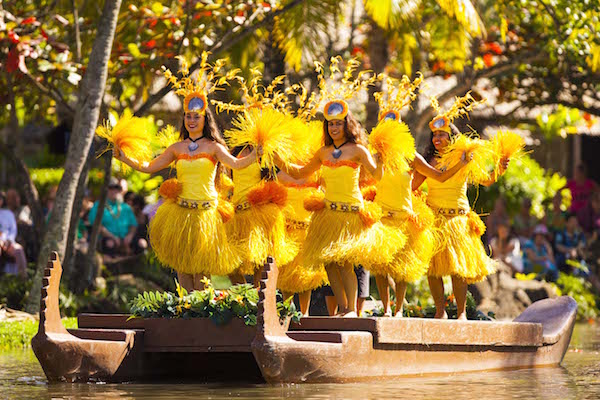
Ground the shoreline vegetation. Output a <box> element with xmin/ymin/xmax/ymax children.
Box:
<box><xmin>0</xmin><ymin>317</ymin><xmax>77</xmax><ymax>351</ymax></box>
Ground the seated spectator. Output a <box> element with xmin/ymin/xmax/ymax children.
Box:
<box><xmin>545</xmin><ymin>192</ymin><xmax>567</xmax><ymax>235</ymax></box>
<box><xmin>561</xmin><ymin>164</ymin><xmax>598</xmax><ymax>217</ymax></box>
<box><xmin>486</xmin><ymin>197</ymin><xmax>509</xmax><ymax>245</ymax></box>
<box><xmin>6</xmin><ymin>188</ymin><xmax>32</xmax><ymax>226</ymax></box>
<box><xmin>88</xmin><ymin>177</ymin><xmax>138</xmax><ymax>256</ymax></box>
<box><xmin>125</xmin><ymin>193</ymin><xmax>149</xmax><ymax>254</ymax></box>
<box><xmin>523</xmin><ymin>224</ymin><xmax>558</xmax><ymax>281</ymax></box>
<box><xmin>555</xmin><ymin>213</ymin><xmax>588</xmax><ymax>276</ymax></box>
<box><xmin>0</xmin><ymin>191</ymin><xmax>28</xmax><ymax>277</ymax></box>
<box><xmin>577</xmin><ymin>191</ymin><xmax>600</xmax><ymax>239</ymax></box>
<box><xmin>513</xmin><ymin>198</ymin><xmax>537</xmax><ymax>245</ymax></box>
<box><xmin>489</xmin><ymin>219</ymin><xmax>523</xmax><ymax>274</ymax></box>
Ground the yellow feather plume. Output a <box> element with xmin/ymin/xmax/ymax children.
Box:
<box><xmin>368</xmin><ymin>120</ymin><xmax>415</xmax><ymax>173</ymax></box>
<box><xmin>490</xmin><ymin>130</ymin><xmax>526</xmax><ymax>162</ymax></box>
<box><xmin>439</xmin><ymin>135</ymin><xmax>495</xmax><ymax>184</ymax></box>
<box><xmin>286</xmin><ymin>118</ymin><xmax>324</xmax><ymax>165</ymax></box>
<box><xmin>95</xmin><ymin>110</ymin><xmax>153</xmax><ymax>169</ymax></box>
<box><xmin>224</xmin><ymin>107</ymin><xmax>296</xmax><ymax>170</ymax></box>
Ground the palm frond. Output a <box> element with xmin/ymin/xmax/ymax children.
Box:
<box><xmin>273</xmin><ymin>0</ymin><xmax>340</xmax><ymax>71</ymax></box>
<box><xmin>435</xmin><ymin>0</ymin><xmax>486</xmax><ymax>38</ymax></box>
<box><xmin>364</xmin><ymin>0</ymin><xmax>420</xmax><ymax>30</ymax></box>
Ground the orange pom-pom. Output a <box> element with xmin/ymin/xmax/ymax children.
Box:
<box><xmin>158</xmin><ymin>178</ymin><xmax>182</xmax><ymax>200</ymax></box>
<box><xmin>359</xmin><ymin>202</ymin><xmax>383</xmax><ymax>227</ymax></box>
<box><xmin>468</xmin><ymin>211</ymin><xmax>486</xmax><ymax>236</ymax></box>
<box><xmin>304</xmin><ymin>191</ymin><xmax>326</xmax><ymax>211</ymax></box>
<box><xmin>361</xmin><ymin>186</ymin><xmax>377</xmax><ymax>202</ymax></box>
<box><xmin>217</xmin><ymin>200</ymin><xmax>234</xmax><ymax>223</ymax></box>
<box><xmin>247</xmin><ymin>181</ymin><xmax>288</xmax><ymax>208</ymax></box>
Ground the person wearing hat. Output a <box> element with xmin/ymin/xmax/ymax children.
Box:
<box><xmin>88</xmin><ymin>177</ymin><xmax>138</xmax><ymax>256</ymax></box>
<box><xmin>522</xmin><ymin>224</ymin><xmax>558</xmax><ymax>281</ymax></box>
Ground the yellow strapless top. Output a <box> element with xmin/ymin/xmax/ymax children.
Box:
<box><xmin>376</xmin><ymin>171</ymin><xmax>412</xmax><ymax>212</ymax></box>
<box><xmin>321</xmin><ymin>161</ymin><xmax>362</xmax><ymax>204</ymax></box>
<box><xmin>426</xmin><ymin>171</ymin><xmax>469</xmax><ymax>210</ymax></box>
<box><xmin>231</xmin><ymin>162</ymin><xmax>261</xmax><ymax>204</ymax></box>
<box><xmin>176</xmin><ymin>155</ymin><xmax>218</xmax><ymax>201</ymax></box>
<box><xmin>284</xmin><ymin>184</ymin><xmax>319</xmax><ymax>222</ymax></box>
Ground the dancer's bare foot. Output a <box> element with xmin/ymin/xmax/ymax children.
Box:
<box><xmin>393</xmin><ymin>310</ymin><xmax>404</xmax><ymax>318</ymax></box>
<box><xmin>456</xmin><ymin>312</ymin><xmax>467</xmax><ymax>321</ymax></box>
<box><xmin>383</xmin><ymin>309</ymin><xmax>392</xmax><ymax>317</ymax></box>
<box><xmin>342</xmin><ymin>311</ymin><xmax>358</xmax><ymax>318</ymax></box>
<box><xmin>434</xmin><ymin>310</ymin><xmax>448</xmax><ymax>319</ymax></box>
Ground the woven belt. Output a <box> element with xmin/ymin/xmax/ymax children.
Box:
<box><xmin>234</xmin><ymin>201</ymin><xmax>251</xmax><ymax>213</ymax></box>
<box><xmin>177</xmin><ymin>197</ymin><xmax>215</xmax><ymax>210</ymax></box>
<box><xmin>326</xmin><ymin>200</ymin><xmax>361</xmax><ymax>213</ymax></box>
<box><xmin>435</xmin><ymin>207</ymin><xmax>468</xmax><ymax>216</ymax></box>
<box><xmin>286</xmin><ymin>220</ymin><xmax>310</xmax><ymax>230</ymax></box>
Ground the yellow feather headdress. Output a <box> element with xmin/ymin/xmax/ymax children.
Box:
<box><xmin>213</xmin><ymin>68</ymin><xmax>290</xmax><ymax>114</ymax></box>
<box><xmin>315</xmin><ymin>56</ymin><xmax>378</xmax><ymax>121</ymax></box>
<box><xmin>162</xmin><ymin>51</ymin><xmax>239</xmax><ymax>114</ymax></box>
<box><xmin>374</xmin><ymin>72</ymin><xmax>423</xmax><ymax>122</ymax></box>
<box><xmin>429</xmin><ymin>91</ymin><xmax>486</xmax><ymax>133</ymax></box>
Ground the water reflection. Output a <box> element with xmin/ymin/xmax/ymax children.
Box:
<box><xmin>1</xmin><ymin>324</ymin><xmax>599</xmax><ymax>399</ymax></box>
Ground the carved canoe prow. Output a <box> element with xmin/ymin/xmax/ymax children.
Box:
<box><xmin>31</xmin><ymin>252</ymin><xmax>136</xmax><ymax>382</ymax></box>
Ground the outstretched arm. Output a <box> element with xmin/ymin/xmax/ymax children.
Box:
<box><xmin>275</xmin><ymin>150</ymin><xmax>322</xmax><ymax>179</ymax></box>
<box><xmin>479</xmin><ymin>157</ymin><xmax>510</xmax><ymax>187</ymax></box>
<box><xmin>214</xmin><ymin>144</ymin><xmax>259</xmax><ymax>170</ymax></box>
<box><xmin>413</xmin><ymin>152</ymin><xmax>469</xmax><ymax>182</ymax></box>
<box><xmin>357</xmin><ymin>145</ymin><xmax>382</xmax><ymax>180</ymax></box>
<box><xmin>114</xmin><ymin>144</ymin><xmax>176</xmax><ymax>174</ymax></box>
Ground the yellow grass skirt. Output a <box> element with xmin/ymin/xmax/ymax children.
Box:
<box><xmin>149</xmin><ymin>200</ymin><xmax>241</xmax><ymax>276</ymax></box>
<box><xmin>227</xmin><ymin>203</ymin><xmax>297</xmax><ymax>275</ymax></box>
<box><xmin>301</xmin><ymin>203</ymin><xmax>405</xmax><ymax>269</ymax></box>
<box><xmin>428</xmin><ymin>211</ymin><xmax>497</xmax><ymax>283</ymax></box>
<box><xmin>277</xmin><ymin>227</ymin><xmax>328</xmax><ymax>293</ymax></box>
<box><xmin>366</xmin><ymin>198</ymin><xmax>437</xmax><ymax>282</ymax></box>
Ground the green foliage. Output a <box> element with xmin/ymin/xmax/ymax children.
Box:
<box><xmin>0</xmin><ymin>275</ymin><xmax>31</xmax><ymax>310</ymax></box>
<box><xmin>552</xmin><ymin>273</ymin><xmax>599</xmax><ymax>321</ymax></box>
<box><xmin>536</xmin><ymin>106</ymin><xmax>582</xmax><ymax>140</ymax></box>
<box><xmin>0</xmin><ymin>317</ymin><xmax>77</xmax><ymax>350</ymax></box>
<box><xmin>129</xmin><ymin>279</ymin><xmax>301</xmax><ymax>326</ymax></box>
<box><xmin>30</xmin><ymin>167</ymin><xmax>105</xmax><ymax>199</ymax></box>
<box><xmin>470</xmin><ymin>153</ymin><xmax>567</xmax><ymax>219</ymax></box>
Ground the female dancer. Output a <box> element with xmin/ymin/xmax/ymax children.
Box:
<box><xmin>113</xmin><ymin>56</ymin><xmax>259</xmax><ymax>291</ymax></box>
<box><xmin>413</xmin><ymin>96</ymin><xmax>509</xmax><ymax>319</ymax></box>
<box><xmin>367</xmin><ymin>76</ymin><xmax>472</xmax><ymax>316</ymax></box>
<box><xmin>276</xmin><ymin>99</ymin><xmax>402</xmax><ymax>317</ymax></box>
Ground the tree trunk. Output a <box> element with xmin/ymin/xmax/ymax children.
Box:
<box><xmin>82</xmin><ymin>152</ymin><xmax>112</xmax><ymax>291</ymax></box>
<box><xmin>25</xmin><ymin>0</ymin><xmax>122</xmax><ymax>313</ymax></box>
<box><xmin>366</xmin><ymin>20</ymin><xmax>388</xmax><ymax>131</ymax></box>
<box><xmin>62</xmin><ymin>143</ymin><xmax>94</xmax><ymax>284</ymax></box>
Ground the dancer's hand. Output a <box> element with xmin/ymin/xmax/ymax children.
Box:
<box><xmin>498</xmin><ymin>157</ymin><xmax>510</xmax><ymax>175</ymax></box>
<box><xmin>460</xmin><ymin>151</ymin><xmax>473</xmax><ymax>165</ymax></box>
<box><xmin>256</xmin><ymin>145</ymin><xmax>264</xmax><ymax>157</ymax></box>
<box><xmin>113</xmin><ymin>144</ymin><xmax>124</xmax><ymax>160</ymax></box>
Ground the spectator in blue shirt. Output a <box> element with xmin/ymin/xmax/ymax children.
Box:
<box><xmin>88</xmin><ymin>178</ymin><xmax>137</xmax><ymax>256</ymax></box>
<box><xmin>555</xmin><ymin>213</ymin><xmax>588</xmax><ymax>276</ymax></box>
<box><xmin>523</xmin><ymin>224</ymin><xmax>558</xmax><ymax>281</ymax></box>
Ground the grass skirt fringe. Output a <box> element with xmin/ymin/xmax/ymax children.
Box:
<box><xmin>366</xmin><ymin>198</ymin><xmax>437</xmax><ymax>283</ymax></box>
<box><xmin>428</xmin><ymin>211</ymin><xmax>497</xmax><ymax>283</ymax></box>
<box><xmin>149</xmin><ymin>200</ymin><xmax>241</xmax><ymax>276</ymax></box>
<box><xmin>302</xmin><ymin>205</ymin><xmax>405</xmax><ymax>269</ymax></box>
<box><xmin>277</xmin><ymin>227</ymin><xmax>328</xmax><ymax>293</ymax></box>
<box><xmin>227</xmin><ymin>203</ymin><xmax>297</xmax><ymax>275</ymax></box>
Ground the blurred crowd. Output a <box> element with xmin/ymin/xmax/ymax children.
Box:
<box><xmin>486</xmin><ymin>164</ymin><xmax>600</xmax><ymax>289</ymax></box>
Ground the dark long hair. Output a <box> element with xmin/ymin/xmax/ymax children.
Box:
<box><xmin>423</xmin><ymin>122</ymin><xmax>461</xmax><ymax>162</ymax></box>
<box><xmin>179</xmin><ymin>107</ymin><xmax>227</xmax><ymax>186</ymax></box>
<box><xmin>322</xmin><ymin>112</ymin><xmax>367</xmax><ymax>147</ymax></box>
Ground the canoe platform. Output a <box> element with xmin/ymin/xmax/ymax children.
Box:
<box><xmin>32</xmin><ymin>252</ymin><xmax>577</xmax><ymax>383</ymax></box>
